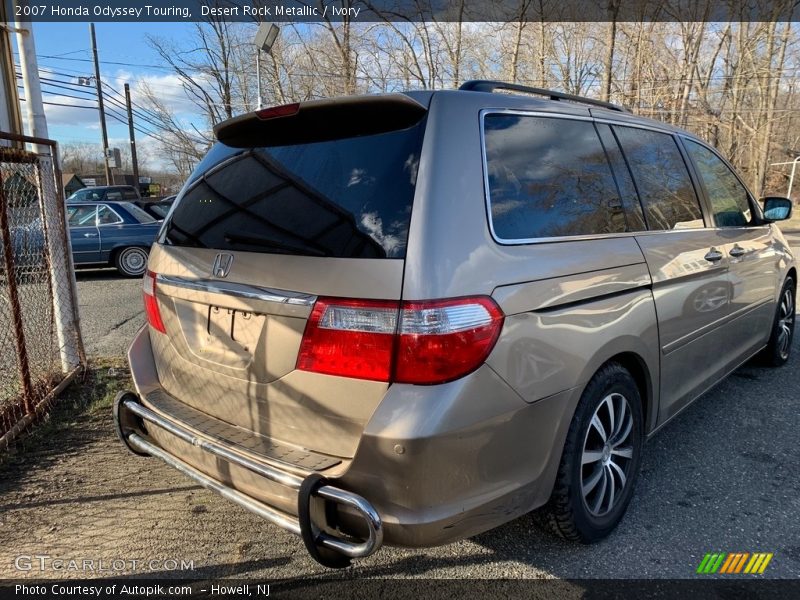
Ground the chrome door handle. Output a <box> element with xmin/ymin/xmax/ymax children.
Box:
<box><xmin>704</xmin><ymin>249</ymin><xmax>723</xmax><ymax>262</ymax></box>
<box><xmin>83</xmin><ymin>233</ymin><xmax>98</xmax><ymax>238</ymax></box>
<box><xmin>729</xmin><ymin>245</ymin><xmax>746</xmax><ymax>258</ymax></box>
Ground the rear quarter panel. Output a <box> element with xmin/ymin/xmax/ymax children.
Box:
<box><xmin>404</xmin><ymin>92</ymin><xmax>660</xmax><ymax>432</ymax></box>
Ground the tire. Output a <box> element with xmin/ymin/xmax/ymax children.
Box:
<box><xmin>760</xmin><ymin>277</ymin><xmax>795</xmax><ymax>367</ymax></box>
<box><xmin>114</xmin><ymin>247</ymin><xmax>149</xmax><ymax>277</ymax></box>
<box><xmin>539</xmin><ymin>362</ymin><xmax>643</xmax><ymax>543</ymax></box>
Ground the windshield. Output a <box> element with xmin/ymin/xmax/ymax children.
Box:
<box><xmin>161</xmin><ymin>118</ymin><xmax>426</xmax><ymax>259</ymax></box>
<box><xmin>68</xmin><ymin>188</ymin><xmax>101</xmax><ymax>201</ymax></box>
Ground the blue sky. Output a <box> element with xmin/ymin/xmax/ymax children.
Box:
<box><xmin>14</xmin><ymin>21</ymin><xmax>203</xmax><ymax>164</ymax></box>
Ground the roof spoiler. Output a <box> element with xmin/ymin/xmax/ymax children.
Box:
<box><xmin>214</xmin><ymin>94</ymin><xmax>428</xmax><ymax>148</ymax></box>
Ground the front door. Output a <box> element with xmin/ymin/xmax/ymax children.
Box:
<box><xmin>681</xmin><ymin>138</ymin><xmax>777</xmax><ymax>362</ymax></box>
<box><xmin>612</xmin><ymin>124</ymin><xmax>733</xmax><ymax>424</ymax></box>
<box><xmin>67</xmin><ymin>204</ymin><xmax>100</xmax><ymax>264</ymax></box>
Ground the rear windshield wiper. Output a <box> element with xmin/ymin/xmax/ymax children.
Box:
<box><xmin>223</xmin><ymin>232</ymin><xmax>328</xmax><ymax>257</ymax></box>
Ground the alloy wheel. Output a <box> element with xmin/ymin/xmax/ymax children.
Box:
<box><xmin>777</xmin><ymin>287</ymin><xmax>795</xmax><ymax>361</ymax></box>
<box><xmin>580</xmin><ymin>392</ymin><xmax>635</xmax><ymax>517</ymax></box>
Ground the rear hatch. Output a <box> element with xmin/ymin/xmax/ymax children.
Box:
<box><xmin>145</xmin><ymin>94</ymin><xmax>428</xmax><ymax>459</ymax></box>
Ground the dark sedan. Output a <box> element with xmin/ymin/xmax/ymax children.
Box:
<box><xmin>66</xmin><ymin>201</ymin><xmax>161</xmax><ymax>277</ymax></box>
<box><xmin>134</xmin><ymin>196</ymin><xmax>175</xmax><ymax>220</ymax></box>
<box><xmin>67</xmin><ymin>185</ymin><xmax>141</xmax><ymax>202</ymax></box>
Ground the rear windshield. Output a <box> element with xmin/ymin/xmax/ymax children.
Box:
<box><xmin>161</xmin><ymin>119</ymin><xmax>426</xmax><ymax>258</ymax></box>
<box><xmin>120</xmin><ymin>202</ymin><xmax>157</xmax><ymax>223</ymax></box>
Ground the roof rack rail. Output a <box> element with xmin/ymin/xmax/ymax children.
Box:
<box><xmin>458</xmin><ymin>80</ymin><xmax>629</xmax><ymax>113</ymax></box>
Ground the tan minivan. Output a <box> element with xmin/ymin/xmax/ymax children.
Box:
<box><xmin>114</xmin><ymin>81</ymin><xmax>796</xmax><ymax>567</ymax></box>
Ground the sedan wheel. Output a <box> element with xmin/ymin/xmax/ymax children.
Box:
<box><xmin>115</xmin><ymin>247</ymin><xmax>148</xmax><ymax>277</ymax></box>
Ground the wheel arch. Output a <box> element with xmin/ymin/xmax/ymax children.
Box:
<box><xmin>605</xmin><ymin>351</ymin><xmax>654</xmax><ymax>435</ymax></box>
<box><xmin>574</xmin><ymin>342</ymin><xmax>659</xmax><ymax>436</ymax></box>
<box><xmin>786</xmin><ymin>267</ymin><xmax>797</xmax><ymax>290</ymax></box>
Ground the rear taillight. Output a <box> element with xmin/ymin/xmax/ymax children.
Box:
<box><xmin>143</xmin><ymin>271</ymin><xmax>166</xmax><ymax>334</ymax></box>
<box><xmin>297</xmin><ymin>296</ymin><xmax>504</xmax><ymax>385</ymax></box>
<box><xmin>255</xmin><ymin>103</ymin><xmax>300</xmax><ymax>119</ymax></box>
<box><xmin>296</xmin><ymin>298</ymin><xmax>398</xmax><ymax>382</ymax></box>
<box><xmin>394</xmin><ymin>298</ymin><xmax>504</xmax><ymax>384</ymax></box>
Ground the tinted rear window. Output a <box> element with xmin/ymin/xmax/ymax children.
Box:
<box><xmin>613</xmin><ymin>126</ymin><xmax>703</xmax><ymax>230</ymax></box>
<box><xmin>161</xmin><ymin>119</ymin><xmax>426</xmax><ymax>258</ymax></box>
<box><xmin>484</xmin><ymin>115</ymin><xmax>633</xmax><ymax>240</ymax></box>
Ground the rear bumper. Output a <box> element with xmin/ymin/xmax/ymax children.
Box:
<box><xmin>119</xmin><ymin>326</ymin><xmax>580</xmax><ymax>564</ymax></box>
<box><xmin>114</xmin><ymin>392</ymin><xmax>383</xmax><ymax>567</ymax></box>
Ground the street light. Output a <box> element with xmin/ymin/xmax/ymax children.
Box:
<box><xmin>254</xmin><ymin>23</ymin><xmax>280</xmax><ymax>110</ymax></box>
<box><xmin>771</xmin><ymin>156</ymin><xmax>800</xmax><ymax>200</ymax></box>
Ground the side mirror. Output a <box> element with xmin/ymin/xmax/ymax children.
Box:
<box><xmin>761</xmin><ymin>197</ymin><xmax>793</xmax><ymax>221</ymax></box>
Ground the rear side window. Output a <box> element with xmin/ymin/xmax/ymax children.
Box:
<box><xmin>683</xmin><ymin>140</ymin><xmax>754</xmax><ymax>227</ymax></box>
<box><xmin>97</xmin><ymin>205</ymin><xmax>123</xmax><ymax>225</ymax></box>
<box><xmin>122</xmin><ymin>189</ymin><xmax>139</xmax><ymax>200</ymax></box>
<box><xmin>483</xmin><ymin>115</ymin><xmax>631</xmax><ymax>240</ymax></box>
<box><xmin>162</xmin><ymin>119</ymin><xmax>426</xmax><ymax>258</ymax></box>
<box><xmin>613</xmin><ymin>126</ymin><xmax>703</xmax><ymax>230</ymax></box>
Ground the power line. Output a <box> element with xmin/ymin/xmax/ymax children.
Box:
<box><xmin>35</xmin><ymin>54</ymin><xmax>173</xmax><ymax>72</ymax></box>
<box><xmin>14</xmin><ymin>63</ymin><xmax>209</xmax><ymax>146</ymax></box>
<box><xmin>18</xmin><ymin>97</ymin><xmax>98</xmax><ymax>110</ymax></box>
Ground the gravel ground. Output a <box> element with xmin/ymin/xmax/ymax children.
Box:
<box><xmin>0</xmin><ymin>253</ymin><xmax>798</xmax><ymax>581</ymax></box>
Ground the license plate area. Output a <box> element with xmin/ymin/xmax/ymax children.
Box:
<box><xmin>207</xmin><ymin>306</ymin><xmax>264</xmax><ymax>353</ymax></box>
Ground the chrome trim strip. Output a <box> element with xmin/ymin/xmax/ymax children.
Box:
<box><xmin>155</xmin><ymin>274</ymin><xmax>317</xmax><ymax>307</ymax></box>
<box><xmin>122</xmin><ymin>400</ymin><xmax>383</xmax><ymax>559</ymax></box>
<box><xmin>661</xmin><ymin>297</ymin><xmax>773</xmax><ymax>356</ymax></box>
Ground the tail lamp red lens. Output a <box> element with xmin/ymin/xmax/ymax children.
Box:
<box><xmin>297</xmin><ymin>296</ymin><xmax>504</xmax><ymax>384</ymax></box>
<box><xmin>255</xmin><ymin>103</ymin><xmax>300</xmax><ymax>120</ymax></box>
<box><xmin>143</xmin><ymin>271</ymin><xmax>166</xmax><ymax>334</ymax></box>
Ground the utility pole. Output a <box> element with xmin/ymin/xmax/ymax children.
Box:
<box><xmin>0</xmin><ymin>2</ymin><xmax>24</xmax><ymax>142</ymax></box>
<box><xmin>90</xmin><ymin>23</ymin><xmax>113</xmax><ymax>185</ymax></box>
<box><xmin>124</xmin><ymin>83</ymin><xmax>139</xmax><ymax>188</ymax></box>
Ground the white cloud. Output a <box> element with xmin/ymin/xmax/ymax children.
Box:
<box><xmin>111</xmin><ymin>69</ymin><xmax>206</xmax><ymax>118</ymax></box>
<box><xmin>41</xmin><ymin>95</ymin><xmax>99</xmax><ymax>127</ymax></box>
<box><xmin>360</xmin><ymin>212</ymin><xmax>404</xmax><ymax>257</ymax></box>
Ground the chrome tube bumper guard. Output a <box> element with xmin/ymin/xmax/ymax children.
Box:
<box><xmin>113</xmin><ymin>392</ymin><xmax>383</xmax><ymax>567</ymax></box>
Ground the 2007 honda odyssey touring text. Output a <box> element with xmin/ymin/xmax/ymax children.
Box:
<box><xmin>114</xmin><ymin>81</ymin><xmax>796</xmax><ymax>567</ymax></box>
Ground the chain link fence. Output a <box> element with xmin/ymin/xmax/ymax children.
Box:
<box><xmin>0</xmin><ymin>132</ymin><xmax>85</xmax><ymax>449</ymax></box>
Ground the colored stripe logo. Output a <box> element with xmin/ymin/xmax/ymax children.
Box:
<box><xmin>697</xmin><ymin>552</ymin><xmax>773</xmax><ymax>574</ymax></box>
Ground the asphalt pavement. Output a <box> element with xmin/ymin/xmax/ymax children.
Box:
<box><xmin>75</xmin><ymin>268</ymin><xmax>145</xmax><ymax>357</ymax></box>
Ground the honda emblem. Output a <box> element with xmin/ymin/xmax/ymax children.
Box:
<box><xmin>212</xmin><ymin>253</ymin><xmax>234</xmax><ymax>278</ymax></box>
